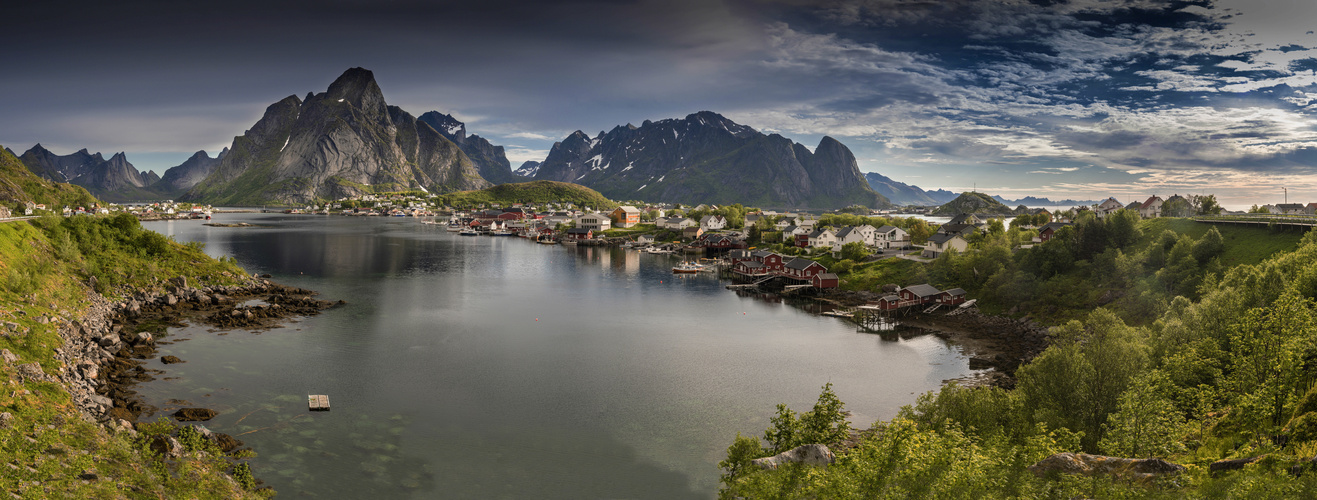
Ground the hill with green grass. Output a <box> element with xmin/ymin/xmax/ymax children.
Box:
<box><xmin>932</xmin><ymin>191</ymin><xmax>1016</xmax><ymax>215</ymax></box>
<box><xmin>434</xmin><ymin>180</ymin><xmax>617</xmax><ymax>210</ymax></box>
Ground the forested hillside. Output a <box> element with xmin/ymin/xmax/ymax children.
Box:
<box><xmin>721</xmin><ymin>210</ymin><xmax>1317</xmax><ymax>498</ymax></box>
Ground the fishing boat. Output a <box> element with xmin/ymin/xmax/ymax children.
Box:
<box><xmin>672</xmin><ymin>261</ymin><xmax>705</xmax><ymax>274</ymax></box>
<box><xmin>491</xmin><ymin>229</ymin><xmax>514</xmax><ymax>236</ymax></box>
<box><xmin>459</xmin><ymin>228</ymin><xmax>479</xmax><ymax>236</ymax></box>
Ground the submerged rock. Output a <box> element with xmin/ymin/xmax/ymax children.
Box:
<box><xmin>174</xmin><ymin>408</ymin><xmax>219</xmax><ymax>421</ymax></box>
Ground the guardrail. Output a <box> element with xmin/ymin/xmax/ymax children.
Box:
<box><xmin>1193</xmin><ymin>214</ymin><xmax>1317</xmax><ymax>227</ymax></box>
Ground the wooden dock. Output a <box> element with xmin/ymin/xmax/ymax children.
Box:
<box><xmin>308</xmin><ymin>394</ymin><xmax>330</xmax><ymax>411</ymax></box>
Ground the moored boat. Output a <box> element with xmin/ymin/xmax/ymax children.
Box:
<box><xmin>672</xmin><ymin>261</ymin><xmax>705</xmax><ymax>274</ymax></box>
<box><xmin>459</xmin><ymin>228</ymin><xmax>479</xmax><ymax>236</ymax></box>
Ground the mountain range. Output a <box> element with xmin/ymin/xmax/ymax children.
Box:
<box><xmin>13</xmin><ymin>68</ymin><xmax>1009</xmax><ymax>209</ymax></box>
<box><xmin>527</xmin><ymin>111</ymin><xmax>887</xmax><ymax>209</ymax></box>
<box><xmin>16</xmin><ymin>145</ymin><xmax>230</xmax><ymax>202</ymax></box>
<box><xmin>991</xmin><ymin>195</ymin><xmax>1100</xmax><ymax>207</ymax></box>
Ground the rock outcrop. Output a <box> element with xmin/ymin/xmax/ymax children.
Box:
<box><xmin>752</xmin><ymin>444</ymin><xmax>836</xmax><ymax>470</ymax></box>
<box><xmin>1028</xmin><ymin>452</ymin><xmax>1185</xmax><ymax>482</ymax></box>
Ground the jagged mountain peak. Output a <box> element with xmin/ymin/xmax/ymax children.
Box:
<box><xmin>182</xmin><ymin>68</ymin><xmax>490</xmax><ymax>205</ymax></box>
<box><xmin>187</xmin><ymin>150</ymin><xmax>212</xmax><ymax>161</ymax></box>
<box><xmin>324</xmin><ymin>67</ymin><xmax>386</xmax><ymax>116</ymax></box>
<box><xmin>418</xmin><ymin>111</ymin><xmax>466</xmax><ymax>143</ymax></box>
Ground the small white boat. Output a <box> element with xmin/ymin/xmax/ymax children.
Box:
<box><xmin>821</xmin><ymin>310</ymin><xmax>853</xmax><ymax>318</ymax></box>
<box><xmin>459</xmin><ymin>228</ymin><xmax>479</xmax><ymax>236</ymax></box>
<box><xmin>672</xmin><ymin>261</ymin><xmax>705</xmax><ymax>274</ymax></box>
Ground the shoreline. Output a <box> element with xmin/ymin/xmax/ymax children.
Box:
<box><xmin>44</xmin><ymin>274</ymin><xmax>340</xmax><ymax>485</ymax></box>
<box><xmin>818</xmin><ymin>290</ymin><xmax>1050</xmax><ymax>389</ymax></box>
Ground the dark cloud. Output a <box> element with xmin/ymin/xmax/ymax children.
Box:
<box><xmin>3</xmin><ymin>0</ymin><xmax>1317</xmax><ymax>204</ymax></box>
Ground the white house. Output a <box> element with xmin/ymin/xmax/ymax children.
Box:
<box><xmin>700</xmin><ymin>214</ymin><xmax>727</xmax><ymax>230</ymax></box>
<box><xmin>922</xmin><ymin>233</ymin><xmax>968</xmax><ymax>258</ymax></box>
<box><xmin>663</xmin><ymin>217</ymin><xmax>697</xmax><ymax>230</ymax></box>
<box><xmin>874</xmin><ymin>225</ymin><xmax>909</xmax><ymax>249</ymax></box>
<box><xmin>781</xmin><ymin>224</ymin><xmax>809</xmax><ymax>242</ymax></box>
<box><xmin>795</xmin><ymin>215</ymin><xmax>818</xmax><ymax>229</ymax></box>
<box><xmin>1138</xmin><ymin>196</ymin><xmax>1164</xmax><ymax>218</ymax></box>
<box><xmin>1095</xmin><ymin>197</ymin><xmax>1124</xmax><ymax>218</ymax></box>
<box><xmin>831</xmin><ymin>225</ymin><xmax>876</xmax><ymax>252</ymax></box>
<box><xmin>577</xmin><ymin>212</ymin><xmax>612</xmax><ymax>231</ymax></box>
<box><xmin>807</xmin><ymin>228</ymin><xmax>837</xmax><ymax>249</ymax></box>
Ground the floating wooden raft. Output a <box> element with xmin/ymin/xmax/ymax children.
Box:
<box><xmin>308</xmin><ymin>394</ymin><xmax>330</xmax><ymax>411</ymax></box>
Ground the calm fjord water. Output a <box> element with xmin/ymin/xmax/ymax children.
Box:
<box><xmin>142</xmin><ymin>214</ymin><xmax>974</xmax><ymax>498</ymax></box>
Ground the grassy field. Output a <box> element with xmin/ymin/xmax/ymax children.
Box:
<box><xmin>1139</xmin><ymin>217</ymin><xmax>1305</xmax><ymax>267</ymax></box>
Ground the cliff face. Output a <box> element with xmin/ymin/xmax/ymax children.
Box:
<box><xmin>418</xmin><ymin>111</ymin><xmax>525</xmax><ymax>185</ymax></box>
<box><xmin>152</xmin><ymin>149</ymin><xmax>226</xmax><ymax>197</ymax></box>
<box><xmin>530</xmin><ymin>111</ymin><xmax>888</xmax><ymax>208</ymax></box>
<box><xmin>184</xmin><ymin>68</ymin><xmax>490</xmax><ymax>205</ymax></box>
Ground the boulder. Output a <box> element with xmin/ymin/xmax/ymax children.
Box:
<box><xmin>212</xmin><ymin>432</ymin><xmax>243</xmax><ymax>453</ymax></box>
<box><xmin>0</xmin><ymin>349</ymin><xmax>17</xmax><ymax>364</ymax></box>
<box><xmin>173</xmin><ymin>408</ymin><xmax>218</xmax><ymax>421</ymax></box>
<box><xmin>150</xmin><ymin>435</ymin><xmax>183</xmax><ymax>459</ymax></box>
<box><xmin>1029</xmin><ymin>453</ymin><xmax>1185</xmax><ymax>482</ymax></box>
<box><xmin>134</xmin><ymin>332</ymin><xmax>153</xmax><ymax>345</ymax></box>
<box><xmin>106</xmin><ymin>407</ymin><xmax>136</xmax><ymax>422</ymax></box>
<box><xmin>752</xmin><ymin>444</ymin><xmax>836</xmax><ymax>470</ymax></box>
<box><xmin>169</xmin><ymin>276</ymin><xmax>188</xmax><ymax>289</ymax></box>
<box><xmin>160</xmin><ymin>356</ymin><xmax>184</xmax><ymax>364</ymax></box>
<box><xmin>1210</xmin><ymin>456</ymin><xmax>1262</xmax><ymax>474</ymax></box>
<box><xmin>0</xmin><ymin>412</ymin><xmax>13</xmax><ymax>429</ymax></box>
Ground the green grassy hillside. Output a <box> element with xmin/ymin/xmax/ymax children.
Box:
<box><xmin>434</xmin><ymin>180</ymin><xmax>617</xmax><ymax>209</ymax></box>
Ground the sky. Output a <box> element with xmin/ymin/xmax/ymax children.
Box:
<box><xmin>4</xmin><ymin>0</ymin><xmax>1317</xmax><ymax>209</ymax></box>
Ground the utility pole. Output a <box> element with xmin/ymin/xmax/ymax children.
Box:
<box><xmin>1283</xmin><ymin>186</ymin><xmax>1288</xmax><ymax>204</ymax></box>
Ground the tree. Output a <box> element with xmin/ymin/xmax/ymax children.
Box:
<box><xmin>840</xmin><ymin>241</ymin><xmax>871</xmax><ymax>261</ymax></box>
<box><xmin>1227</xmin><ymin>293</ymin><xmax>1316</xmax><ymax>432</ymax></box>
<box><xmin>1098</xmin><ymin>370</ymin><xmax>1187</xmax><ymax>458</ymax></box>
<box><xmin>907</xmin><ymin>220</ymin><xmax>932</xmax><ymax>245</ymax></box>
<box><xmin>1017</xmin><ymin>309</ymin><xmax>1149</xmax><ymax>451</ymax></box>
<box><xmin>1191</xmin><ymin>227</ymin><xmax>1224</xmax><ymax>264</ymax></box>
<box><xmin>1193</xmin><ymin>194</ymin><xmax>1223</xmax><ymax>215</ymax></box>
<box><xmin>1249</xmin><ymin>204</ymin><xmax>1269</xmax><ymax>214</ymax></box>
<box><xmin>762</xmin><ymin>383</ymin><xmax>851</xmax><ymax>454</ymax></box>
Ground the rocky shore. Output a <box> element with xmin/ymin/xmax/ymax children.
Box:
<box><xmin>821</xmin><ymin>289</ymin><xmax>1050</xmax><ymax>389</ymax></box>
<box><xmin>40</xmin><ymin>275</ymin><xmax>341</xmax><ymax>437</ymax></box>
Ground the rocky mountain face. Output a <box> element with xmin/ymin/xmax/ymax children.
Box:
<box><xmin>183</xmin><ymin>67</ymin><xmax>490</xmax><ymax>205</ymax></box>
<box><xmin>417</xmin><ymin>112</ymin><xmax>525</xmax><ymax>185</ymax></box>
<box><xmin>864</xmin><ymin>171</ymin><xmax>942</xmax><ymax>206</ymax></box>
<box><xmin>529</xmin><ymin>111</ymin><xmax>887</xmax><ymax>209</ymax></box>
<box><xmin>18</xmin><ymin>145</ymin><xmax>159</xmax><ymax>201</ymax></box>
<box><xmin>514</xmin><ymin>161</ymin><xmax>541</xmax><ymax>177</ymax></box>
<box><xmin>152</xmin><ymin>148</ymin><xmax>228</xmax><ymax>197</ymax></box>
<box><xmin>19</xmin><ymin>145</ymin><xmax>108</xmax><ymax>183</ymax></box>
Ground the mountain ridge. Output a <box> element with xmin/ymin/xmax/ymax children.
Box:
<box><xmin>529</xmin><ymin>111</ymin><xmax>887</xmax><ymax>209</ymax></box>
